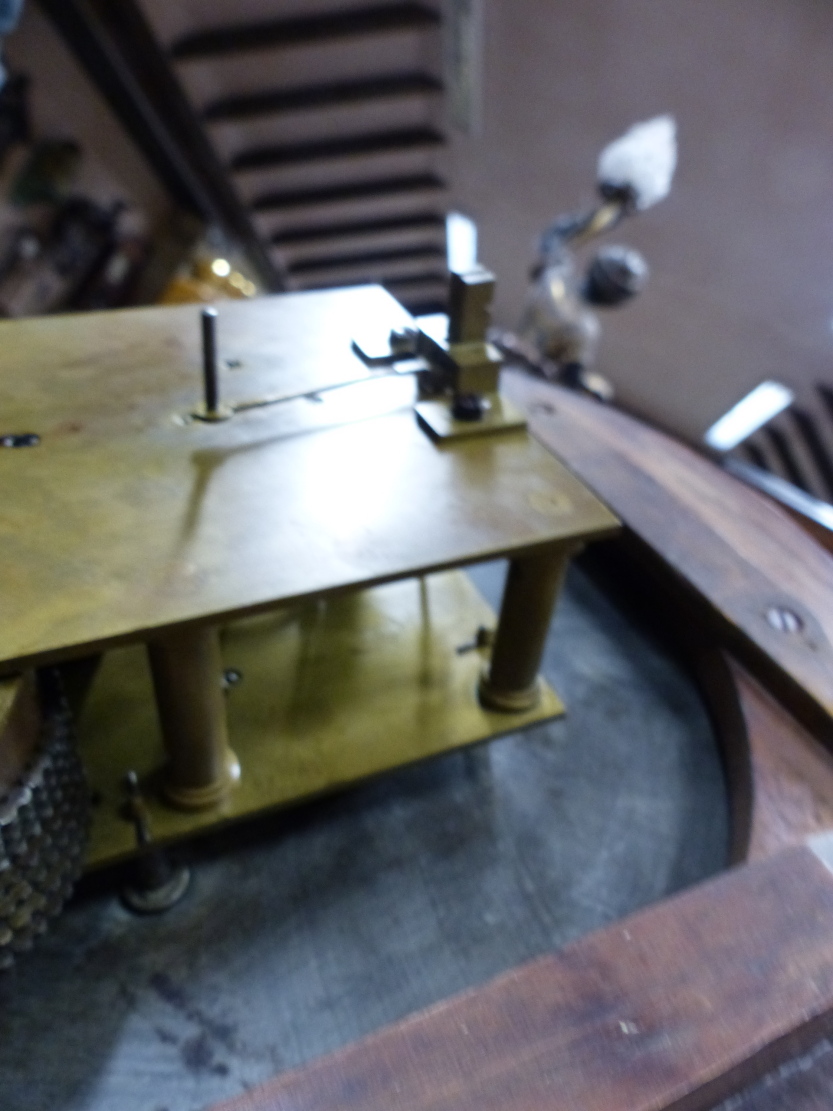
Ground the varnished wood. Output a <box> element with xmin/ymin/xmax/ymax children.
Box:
<box><xmin>503</xmin><ymin>371</ymin><xmax>833</xmax><ymax>739</ymax></box>
<box><xmin>708</xmin><ymin>1041</ymin><xmax>833</xmax><ymax>1109</ymax></box>
<box><xmin>206</xmin><ymin>842</ymin><xmax>833</xmax><ymax>1111</ymax></box>
<box><xmin>699</xmin><ymin>652</ymin><xmax>833</xmax><ymax>864</ymax></box>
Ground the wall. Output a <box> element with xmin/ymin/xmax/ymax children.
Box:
<box><xmin>446</xmin><ymin>0</ymin><xmax>833</xmax><ymax>439</ymax></box>
<box><xmin>4</xmin><ymin>2</ymin><xmax>171</xmax><ymax>229</ymax></box>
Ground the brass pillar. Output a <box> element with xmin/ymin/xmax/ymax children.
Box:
<box><xmin>479</xmin><ymin>544</ymin><xmax>574</xmax><ymax>712</ymax></box>
<box><xmin>147</xmin><ymin>625</ymin><xmax>239</xmax><ymax>809</ymax></box>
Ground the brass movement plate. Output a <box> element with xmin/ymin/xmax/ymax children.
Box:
<box><xmin>80</xmin><ymin>571</ymin><xmax>564</xmax><ymax>868</ymax></box>
<box><xmin>0</xmin><ymin>286</ymin><xmax>617</xmax><ymax>672</ymax></box>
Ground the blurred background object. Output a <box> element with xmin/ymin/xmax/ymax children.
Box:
<box><xmin>498</xmin><ymin>116</ymin><xmax>674</xmax><ymax>400</ymax></box>
<box><xmin>0</xmin><ymin>0</ymin><xmax>830</xmax><ymax>445</ymax></box>
<box><xmin>0</xmin><ymin>0</ymin><xmax>24</xmax><ymax>89</ymax></box>
<box><xmin>2</xmin><ymin>0</ymin><xmax>833</xmax><ymax>537</ymax></box>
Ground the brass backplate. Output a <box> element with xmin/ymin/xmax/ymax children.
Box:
<box><xmin>80</xmin><ymin>571</ymin><xmax>564</xmax><ymax>868</ymax></box>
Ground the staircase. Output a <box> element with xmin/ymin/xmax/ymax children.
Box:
<box><xmin>46</xmin><ymin>0</ymin><xmax>451</xmax><ymax>314</ymax></box>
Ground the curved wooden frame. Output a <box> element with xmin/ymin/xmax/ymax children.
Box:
<box><xmin>207</xmin><ymin>373</ymin><xmax>833</xmax><ymax>1110</ymax></box>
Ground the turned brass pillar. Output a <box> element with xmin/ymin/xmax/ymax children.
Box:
<box><xmin>479</xmin><ymin>544</ymin><xmax>575</xmax><ymax>712</ymax></box>
<box><xmin>147</xmin><ymin>625</ymin><xmax>239</xmax><ymax>809</ymax></box>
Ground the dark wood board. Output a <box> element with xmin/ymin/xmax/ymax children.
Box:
<box><xmin>699</xmin><ymin>652</ymin><xmax>833</xmax><ymax>863</ymax></box>
<box><xmin>206</xmin><ymin>842</ymin><xmax>833</xmax><ymax>1111</ymax></box>
<box><xmin>709</xmin><ymin>1039</ymin><xmax>833</xmax><ymax>1110</ymax></box>
<box><xmin>502</xmin><ymin>372</ymin><xmax>833</xmax><ymax>738</ymax></box>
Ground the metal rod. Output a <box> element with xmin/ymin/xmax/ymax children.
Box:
<box><xmin>201</xmin><ymin>307</ymin><xmax>219</xmax><ymax>415</ymax></box>
<box><xmin>231</xmin><ymin>364</ymin><xmax>421</xmax><ymax>413</ymax></box>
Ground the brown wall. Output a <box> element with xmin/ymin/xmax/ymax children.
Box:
<box><xmin>446</xmin><ymin>0</ymin><xmax>833</xmax><ymax>439</ymax></box>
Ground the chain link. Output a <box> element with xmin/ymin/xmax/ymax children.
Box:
<box><xmin>0</xmin><ymin>672</ymin><xmax>90</xmax><ymax>969</ymax></box>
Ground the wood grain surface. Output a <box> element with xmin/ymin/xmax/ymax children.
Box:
<box><xmin>503</xmin><ymin>372</ymin><xmax>833</xmax><ymax>737</ymax></box>
<box><xmin>709</xmin><ymin>1039</ymin><xmax>833</xmax><ymax>1110</ymax></box>
<box><xmin>699</xmin><ymin>651</ymin><xmax>833</xmax><ymax>863</ymax></box>
<box><xmin>206</xmin><ymin>842</ymin><xmax>833</xmax><ymax>1111</ymax></box>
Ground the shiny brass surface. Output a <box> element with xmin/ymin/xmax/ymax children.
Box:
<box><xmin>449</xmin><ymin>340</ymin><xmax>503</xmax><ymax>396</ymax></box>
<box><xmin>0</xmin><ymin>286</ymin><xmax>617</xmax><ymax>673</ymax></box>
<box><xmin>147</xmin><ymin>626</ymin><xmax>239</xmax><ymax>810</ymax></box>
<box><xmin>80</xmin><ymin>571</ymin><xmax>564</xmax><ymax>868</ymax></box>
<box><xmin>0</xmin><ymin>285</ymin><xmax>617</xmax><ymax>871</ymax></box>
<box><xmin>0</xmin><ymin>675</ymin><xmax>36</xmax><ymax>794</ymax></box>
<box><xmin>479</xmin><ymin>545</ymin><xmax>575</xmax><ymax>712</ymax></box>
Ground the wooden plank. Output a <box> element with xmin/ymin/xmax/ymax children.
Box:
<box><xmin>708</xmin><ymin>1040</ymin><xmax>833</xmax><ymax>1110</ymax></box>
<box><xmin>503</xmin><ymin>372</ymin><xmax>833</xmax><ymax>736</ymax></box>
<box><xmin>699</xmin><ymin>652</ymin><xmax>833</xmax><ymax>863</ymax></box>
<box><xmin>205</xmin><ymin>842</ymin><xmax>833</xmax><ymax>1111</ymax></box>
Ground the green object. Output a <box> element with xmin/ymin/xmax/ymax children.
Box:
<box><xmin>10</xmin><ymin>138</ymin><xmax>81</xmax><ymax>205</ymax></box>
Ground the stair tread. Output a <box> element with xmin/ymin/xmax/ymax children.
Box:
<box><xmin>251</xmin><ymin>171</ymin><xmax>445</xmax><ymax>209</ymax></box>
<box><xmin>287</xmin><ymin>242</ymin><xmax>445</xmax><ymax>273</ymax></box>
<box><xmin>232</xmin><ymin>126</ymin><xmax>444</xmax><ymax>170</ymax></box>
<box><xmin>205</xmin><ymin>72</ymin><xmax>442</xmax><ymax>120</ymax></box>
<box><xmin>272</xmin><ymin>211</ymin><xmax>445</xmax><ymax>243</ymax></box>
<box><xmin>172</xmin><ymin>2</ymin><xmax>440</xmax><ymax>60</ymax></box>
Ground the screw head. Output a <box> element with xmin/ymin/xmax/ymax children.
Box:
<box><xmin>765</xmin><ymin>606</ymin><xmax>803</xmax><ymax>634</ymax></box>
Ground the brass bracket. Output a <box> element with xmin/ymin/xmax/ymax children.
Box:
<box><xmin>353</xmin><ymin>267</ymin><xmax>528</xmax><ymax>442</ymax></box>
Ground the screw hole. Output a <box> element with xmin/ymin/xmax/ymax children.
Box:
<box><xmin>0</xmin><ymin>432</ymin><xmax>39</xmax><ymax>448</ymax></box>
